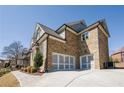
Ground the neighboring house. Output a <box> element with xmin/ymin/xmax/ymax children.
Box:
<box><xmin>30</xmin><ymin>19</ymin><xmax>110</xmax><ymax>72</ymax></box>
<box><xmin>111</xmin><ymin>47</ymin><xmax>124</xmax><ymax>63</ymax></box>
<box><xmin>0</xmin><ymin>59</ymin><xmax>4</xmax><ymax>68</ymax></box>
<box><xmin>0</xmin><ymin>59</ymin><xmax>10</xmax><ymax>68</ymax></box>
<box><xmin>16</xmin><ymin>52</ymin><xmax>30</xmax><ymax>67</ymax></box>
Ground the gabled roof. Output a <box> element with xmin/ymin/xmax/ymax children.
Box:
<box><xmin>98</xmin><ymin>19</ymin><xmax>110</xmax><ymax>37</ymax></box>
<box><xmin>112</xmin><ymin>47</ymin><xmax>124</xmax><ymax>55</ymax></box>
<box><xmin>38</xmin><ymin>23</ymin><xmax>63</xmax><ymax>39</ymax></box>
<box><xmin>56</xmin><ymin>19</ymin><xmax>110</xmax><ymax>37</ymax></box>
<box><xmin>32</xmin><ymin>19</ymin><xmax>110</xmax><ymax>46</ymax></box>
<box><xmin>65</xmin><ymin>20</ymin><xmax>87</xmax><ymax>32</ymax></box>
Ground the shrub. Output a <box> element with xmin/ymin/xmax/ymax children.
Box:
<box><xmin>23</xmin><ymin>68</ymin><xmax>27</xmax><ymax>72</ymax></box>
<box><xmin>20</xmin><ymin>66</ymin><xmax>37</xmax><ymax>74</ymax></box>
<box><xmin>4</xmin><ymin>62</ymin><xmax>10</xmax><ymax>68</ymax></box>
<box><xmin>30</xmin><ymin>67</ymin><xmax>37</xmax><ymax>73</ymax></box>
<box><xmin>0</xmin><ymin>68</ymin><xmax>11</xmax><ymax>77</ymax></box>
<box><xmin>20</xmin><ymin>67</ymin><xmax>24</xmax><ymax>72</ymax></box>
<box><xmin>26</xmin><ymin>66</ymin><xmax>32</xmax><ymax>73</ymax></box>
<box><xmin>34</xmin><ymin>49</ymin><xmax>43</xmax><ymax>69</ymax></box>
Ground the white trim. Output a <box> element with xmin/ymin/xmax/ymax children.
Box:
<box><xmin>49</xmin><ymin>36</ymin><xmax>66</xmax><ymax>43</ymax></box>
<box><xmin>37</xmin><ymin>34</ymin><xmax>48</xmax><ymax>44</ymax></box>
<box><xmin>64</xmin><ymin>56</ymin><xmax>65</xmax><ymax>69</ymax></box>
<box><xmin>66</xmin><ymin>27</ymin><xmax>78</xmax><ymax>35</ymax></box>
<box><xmin>36</xmin><ymin>24</ymin><xmax>45</xmax><ymax>40</ymax></box>
<box><xmin>98</xmin><ymin>25</ymin><xmax>109</xmax><ymax>37</ymax></box>
<box><xmin>57</xmin><ymin>54</ymin><xmax>59</xmax><ymax>70</ymax></box>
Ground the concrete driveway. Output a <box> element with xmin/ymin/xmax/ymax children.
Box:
<box><xmin>12</xmin><ymin>69</ymin><xmax>124</xmax><ymax>87</ymax></box>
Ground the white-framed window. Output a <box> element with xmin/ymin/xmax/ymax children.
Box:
<box><xmin>59</xmin><ymin>31</ymin><xmax>65</xmax><ymax>39</ymax></box>
<box><xmin>81</xmin><ymin>32</ymin><xmax>89</xmax><ymax>41</ymax></box>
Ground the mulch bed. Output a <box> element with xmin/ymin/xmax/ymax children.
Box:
<box><xmin>20</xmin><ymin>70</ymin><xmax>44</xmax><ymax>76</ymax></box>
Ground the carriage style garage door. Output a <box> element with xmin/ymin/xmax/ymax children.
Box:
<box><xmin>52</xmin><ymin>53</ymin><xmax>75</xmax><ymax>70</ymax></box>
<box><xmin>80</xmin><ymin>55</ymin><xmax>93</xmax><ymax>70</ymax></box>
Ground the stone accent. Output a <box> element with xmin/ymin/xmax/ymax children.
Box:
<box><xmin>112</xmin><ymin>53</ymin><xmax>122</xmax><ymax>62</ymax></box>
<box><xmin>78</xmin><ymin>28</ymin><xmax>100</xmax><ymax>69</ymax></box>
<box><xmin>98</xmin><ymin>28</ymin><xmax>109</xmax><ymax>69</ymax></box>
<box><xmin>47</xmin><ymin>26</ymin><xmax>109</xmax><ymax>70</ymax></box>
<box><xmin>47</xmin><ymin>30</ymin><xmax>79</xmax><ymax>70</ymax></box>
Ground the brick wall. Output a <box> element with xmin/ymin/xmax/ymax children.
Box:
<box><xmin>78</xmin><ymin>28</ymin><xmax>100</xmax><ymax>69</ymax></box>
<box><xmin>98</xmin><ymin>28</ymin><xmax>109</xmax><ymax>68</ymax></box>
<box><xmin>112</xmin><ymin>53</ymin><xmax>122</xmax><ymax>62</ymax></box>
<box><xmin>47</xmin><ymin>30</ymin><xmax>79</xmax><ymax>70</ymax></box>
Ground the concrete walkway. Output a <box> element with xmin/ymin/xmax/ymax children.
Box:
<box><xmin>12</xmin><ymin>71</ymin><xmax>43</xmax><ymax>87</ymax></box>
<box><xmin>12</xmin><ymin>69</ymin><xmax>124</xmax><ymax>87</ymax></box>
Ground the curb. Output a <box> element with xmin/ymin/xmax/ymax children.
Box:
<box><xmin>11</xmin><ymin>71</ymin><xmax>22</xmax><ymax>87</ymax></box>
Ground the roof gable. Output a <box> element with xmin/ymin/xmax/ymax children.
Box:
<box><xmin>38</xmin><ymin>23</ymin><xmax>62</xmax><ymax>39</ymax></box>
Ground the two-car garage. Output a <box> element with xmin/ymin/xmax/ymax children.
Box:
<box><xmin>52</xmin><ymin>53</ymin><xmax>94</xmax><ymax>71</ymax></box>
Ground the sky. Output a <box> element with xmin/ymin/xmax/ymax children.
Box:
<box><xmin>0</xmin><ymin>5</ymin><xmax>124</xmax><ymax>58</ymax></box>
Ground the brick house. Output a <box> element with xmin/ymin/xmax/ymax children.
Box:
<box><xmin>30</xmin><ymin>19</ymin><xmax>110</xmax><ymax>72</ymax></box>
<box><xmin>111</xmin><ymin>47</ymin><xmax>124</xmax><ymax>63</ymax></box>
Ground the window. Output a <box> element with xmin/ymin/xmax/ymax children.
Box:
<box><xmin>52</xmin><ymin>55</ymin><xmax>58</xmax><ymax>64</ymax></box>
<box><xmin>59</xmin><ymin>31</ymin><xmax>65</xmax><ymax>39</ymax></box>
<box><xmin>52</xmin><ymin>54</ymin><xmax>58</xmax><ymax>70</ymax></box>
<box><xmin>81</xmin><ymin>32</ymin><xmax>89</xmax><ymax>41</ymax></box>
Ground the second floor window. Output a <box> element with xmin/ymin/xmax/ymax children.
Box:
<box><xmin>81</xmin><ymin>32</ymin><xmax>89</xmax><ymax>41</ymax></box>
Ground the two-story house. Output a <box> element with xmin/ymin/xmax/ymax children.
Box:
<box><xmin>30</xmin><ymin>19</ymin><xmax>110</xmax><ymax>72</ymax></box>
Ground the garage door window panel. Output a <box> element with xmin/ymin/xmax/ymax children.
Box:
<box><xmin>52</xmin><ymin>54</ymin><xmax>58</xmax><ymax>70</ymax></box>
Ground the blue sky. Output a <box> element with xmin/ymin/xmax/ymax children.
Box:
<box><xmin>0</xmin><ymin>5</ymin><xmax>124</xmax><ymax>58</ymax></box>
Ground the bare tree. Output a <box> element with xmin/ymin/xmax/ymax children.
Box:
<box><xmin>2</xmin><ymin>41</ymin><xmax>28</xmax><ymax>65</ymax></box>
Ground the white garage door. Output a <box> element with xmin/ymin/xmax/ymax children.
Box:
<box><xmin>52</xmin><ymin>53</ymin><xmax>75</xmax><ymax>70</ymax></box>
<box><xmin>80</xmin><ymin>55</ymin><xmax>93</xmax><ymax>70</ymax></box>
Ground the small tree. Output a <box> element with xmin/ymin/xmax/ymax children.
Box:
<box><xmin>33</xmin><ymin>49</ymin><xmax>43</xmax><ymax>69</ymax></box>
<box><xmin>109</xmin><ymin>56</ymin><xmax>113</xmax><ymax>62</ymax></box>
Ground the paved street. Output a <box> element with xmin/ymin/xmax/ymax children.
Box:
<box><xmin>12</xmin><ymin>69</ymin><xmax>124</xmax><ymax>87</ymax></box>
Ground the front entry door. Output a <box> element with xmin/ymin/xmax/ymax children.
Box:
<box><xmin>80</xmin><ymin>55</ymin><xmax>93</xmax><ymax>70</ymax></box>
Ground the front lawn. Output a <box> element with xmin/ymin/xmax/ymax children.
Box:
<box><xmin>0</xmin><ymin>72</ymin><xmax>20</xmax><ymax>87</ymax></box>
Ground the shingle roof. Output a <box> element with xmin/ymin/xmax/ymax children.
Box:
<box><xmin>38</xmin><ymin>23</ymin><xmax>63</xmax><ymax>39</ymax></box>
<box><xmin>34</xmin><ymin>19</ymin><xmax>110</xmax><ymax>42</ymax></box>
<box><xmin>65</xmin><ymin>20</ymin><xmax>87</xmax><ymax>32</ymax></box>
<box><xmin>112</xmin><ymin>47</ymin><xmax>124</xmax><ymax>55</ymax></box>
<box><xmin>98</xmin><ymin>19</ymin><xmax>110</xmax><ymax>37</ymax></box>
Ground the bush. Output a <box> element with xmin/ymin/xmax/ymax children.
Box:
<box><xmin>26</xmin><ymin>66</ymin><xmax>32</xmax><ymax>73</ymax></box>
<box><xmin>20</xmin><ymin>67</ymin><xmax>24</xmax><ymax>71</ymax></box>
<box><xmin>23</xmin><ymin>68</ymin><xmax>27</xmax><ymax>72</ymax></box>
<box><xmin>0</xmin><ymin>68</ymin><xmax>11</xmax><ymax>77</ymax></box>
<box><xmin>4</xmin><ymin>62</ymin><xmax>10</xmax><ymax>68</ymax></box>
<box><xmin>20</xmin><ymin>66</ymin><xmax>37</xmax><ymax>74</ymax></box>
<box><xmin>30</xmin><ymin>67</ymin><xmax>37</xmax><ymax>73</ymax></box>
<box><xmin>34</xmin><ymin>49</ymin><xmax>43</xmax><ymax>69</ymax></box>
